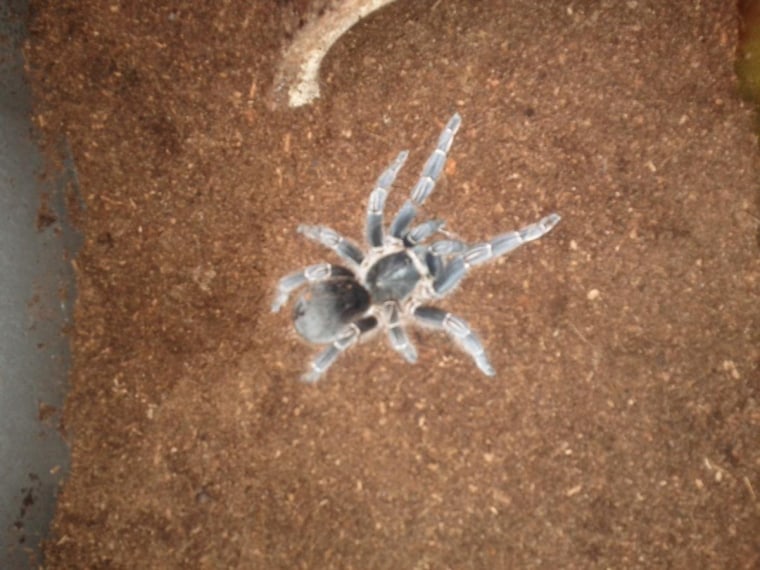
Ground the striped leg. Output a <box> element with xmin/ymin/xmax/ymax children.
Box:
<box><xmin>366</xmin><ymin>150</ymin><xmax>409</xmax><ymax>247</ymax></box>
<box><xmin>390</xmin><ymin>113</ymin><xmax>462</xmax><ymax>238</ymax></box>
<box><xmin>298</xmin><ymin>224</ymin><xmax>364</xmax><ymax>268</ymax></box>
<box><xmin>433</xmin><ymin>213</ymin><xmax>561</xmax><ymax>297</ymax></box>
<box><xmin>271</xmin><ymin>263</ymin><xmax>353</xmax><ymax>312</ymax></box>
<box><xmin>413</xmin><ymin>306</ymin><xmax>495</xmax><ymax>376</ymax></box>
<box><xmin>303</xmin><ymin>316</ymin><xmax>378</xmax><ymax>382</ymax></box>
<box><xmin>384</xmin><ymin>302</ymin><xmax>417</xmax><ymax>363</ymax></box>
<box><xmin>404</xmin><ymin>219</ymin><xmax>445</xmax><ymax>246</ymax></box>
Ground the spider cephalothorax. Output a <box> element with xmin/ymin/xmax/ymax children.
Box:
<box><xmin>272</xmin><ymin>113</ymin><xmax>560</xmax><ymax>382</ymax></box>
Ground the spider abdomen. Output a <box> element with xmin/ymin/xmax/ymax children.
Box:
<box><xmin>365</xmin><ymin>251</ymin><xmax>420</xmax><ymax>303</ymax></box>
<box><xmin>294</xmin><ymin>278</ymin><xmax>370</xmax><ymax>343</ymax></box>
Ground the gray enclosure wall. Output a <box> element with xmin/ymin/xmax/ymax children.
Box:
<box><xmin>1</xmin><ymin>1</ymin><xmax>76</xmax><ymax>567</ymax></box>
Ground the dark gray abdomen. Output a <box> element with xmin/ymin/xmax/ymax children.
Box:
<box><xmin>294</xmin><ymin>279</ymin><xmax>370</xmax><ymax>343</ymax></box>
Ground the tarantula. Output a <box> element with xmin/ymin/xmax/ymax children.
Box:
<box><xmin>272</xmin><ymin>113</ymin><xmax>560</xmax><ymax>382</ymax></box>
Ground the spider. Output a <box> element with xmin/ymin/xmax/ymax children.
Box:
<box><xmin>272</xmin><ymin>113</ymin><xmax>560</xmax><ymax>382</ymax></box>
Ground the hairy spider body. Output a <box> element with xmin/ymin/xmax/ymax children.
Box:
<box><xmin>365</xmin><ymin>250</ymin><xmax>420</xmax><ymax>303</ymax></box>
<box><xmin>272</xmin><ymin>113</ymin><xmax>561</xmax><ymax>382</ymax></box>
<box><xmin>293</xmin><ymin>277</ymin><xmax>369</xmax><ymax>343</ymax></box>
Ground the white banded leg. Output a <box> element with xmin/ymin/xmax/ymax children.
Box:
<box><xmin>271</xmin><ymin>263</ymin><xmax>353</xmax><ymax>312</ymax></box>
<box><xmin>465</xmin><ymin>213</ymin><xmax>561</xmax><ymax>267</ymax></box>
<box><xmin>384</xmin><ymin>301</ymin><xmax>417</xmax><ymax>363</ymax></box>
<box><xmin>404</xmin><ymin>219</ymin><xmax>445</xmax><ymax>246</ymax></box>
<box><xmin>433</xmin><ymin>213</ymin><xmax>561</xmax><ymax>297</ymax></box>
<box><xmin>390</xmin><ymin>113</ymin><xmax>462</xmax><ymax>238</ymax></box>
<box><xmin>429</xmin><ymin>239</ymin><xmax>468</xmax><ymax>256</ymax></box>
<box><xmin>366</xmin><ymin>150</ymin><xmax>409</xmax><ymax>247</ymax></box>
<box><xmin>297</xmin><ymin>224</ymin><xmax>364</xmax><ymax>267</ymax></box>
<box><xmin>424</xmin><ymin>239</ymin><xmax>469</xmax><ymax>283</ymax></box>
<box><xmin>303</xmin><ymin>316</ymin><xmax>378</xmax><ymax>383</ymax></box>
<box><xmin>413</xmin><ymin>306</ymin><xmax>495</xmax><ymax>376</ymax></box>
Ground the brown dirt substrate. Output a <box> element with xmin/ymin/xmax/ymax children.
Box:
<box><xmin>26</xmin><ymin>1</ymin><xmax>759</xmax><ymax>568</ymax></box>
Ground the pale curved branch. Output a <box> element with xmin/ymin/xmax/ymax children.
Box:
<box><xmin>270</xmin><ymin>0</ymin><xmax>399</xmax><ymax>109</ymax></box>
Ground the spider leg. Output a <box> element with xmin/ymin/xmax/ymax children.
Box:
<box><xmin>302</xmin><ymin>316</ymin><xmax>378</xmax><ymax>382</ymax></box>
<box><xmin>271</xmin><ymin>263</ymin><xmax>354</xmax><ymax>312</ymax></box>
<box><xmin>366</xmin><ymin>150</ymin><xmax>409</xmax><ymax>247</ymax></box>
<box><xmin>419</xmin><ymin>240</ymin><xmax>465</xmax><ymax>282</ymax></box>
<box><xmin>425</xmin><ymin>251</ymin><xmax>444</xmax><ymax>279</ymax></box>
<box><xmin>416</xmin><ymin>239</ymin><xmax>470</xmax><ymax>285</ymax></box>
<box><xmin>390</xmin><ymin>113</ymin><xmax>462</xmax><ymax>239</ymax></box>
<box><xmin>433</xmin><ymin>213</ymin><xmax>561</xmax><ymax>297</ymax></box>
<box><xmin>413</xmin><ymin>306</ymin><xmax>495</xmax><ymax>376</ymax></box>
<box><xmin>429</xmin><ymin>239</ymin><xmax>468</xmax><ymax>256</ymax></box>
<box><xmin>384</xmin><ymin>302</ymin><xmax>417</xmax><ymax>363</ymax></box>
<box><xmin>404</xmin><ymin>219</ymin><xmax>445</xmax><ymax>246</ymax></box>
<box><xmin>298</xmin><ymin>224</ymin><xmax>364</xmax><ymax>267</ymax></box>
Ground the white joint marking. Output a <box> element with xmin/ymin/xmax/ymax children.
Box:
<box><xmin>305</xmin><ymin>263</ymin><xmax>331</xmax><ymax>281</ymax></box>
<box><xmin>320</xmin><ymin>227</ymin><xmax>340</xmax><ymax>246</ymax></box>
<box><xmin>367</xmin><ymin>188</ymin><xmax>387</xmax><ymax>215</ymax></box>
<box><xmin>444</xmin><ymin>314</ymin><xmax>468</xmax><ymax>338</ymax></box>
<box><xmin>411</xmin><ymin>178</ymin><xmax>434</xmax><ymax>205</ymax></box>
<box><xmin>464</xmin><ymin>243</ymin><xmax>494</xmax><ymax>268</ymax></box>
